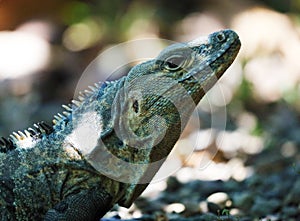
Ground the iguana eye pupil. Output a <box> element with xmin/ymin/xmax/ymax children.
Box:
<box><xmin>164</xmin><ymin>55</ymin><xmax>186</xmax><ymax>71</ymax></box>
<box><xmin>132</xmin><ymin>100</ymin><xmax>139</xmax><ymax>113</ymax></box>
<box><xmin>166</xmin><ymin>61</ymin><xmax>178</xmax><ymax>69</ymax></box>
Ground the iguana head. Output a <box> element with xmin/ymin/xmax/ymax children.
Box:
<box><xmin>116</xmin><ymin>29</ymin><xmax>240</xmax><ymax>154</ymax></box>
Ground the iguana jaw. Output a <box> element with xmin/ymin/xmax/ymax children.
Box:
<box><xmin>195</xmin><ymin>29</ymin><xmax>240</xmax><ymax>77</ymax></box>
<box><xmin>181</xmin><ymin>29</ymin><xmax>241</xmax><ymax>99</ymax></box>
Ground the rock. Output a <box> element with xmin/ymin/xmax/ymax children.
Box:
<box><xmin>231</xmin><ymin>192</ymin><xmax>254</xmax><ymax>210</ymax></box>
<box><xmin>207</xmin><ymin>192</ymin><xmax>229</xmax><ymax>205</ymax></box>
<box><xmin>207</xmin><ymin>202</ymin><xmax>221</xmax><ymax>214</ymax></box>
<box><xmin>166</xmin><ymin>176</ymin><xmax>182</xmax><ymax>192</ymax></box>
<box><xmin>250</xmin><ymin>197</ymin><xmax>281</xmax><ymax>216</ymax></box>
<box><xmin>281</xmin><ymin>206</ymin><xmax>299</xmax><ymax>218</ymax></box>
<box><xmin>284</xmin><ymin>178</ymin><xmax>300</xmax><ymax>205</ymax></box>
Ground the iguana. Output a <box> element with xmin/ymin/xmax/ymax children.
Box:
<box><xmin>0</xmin><ymin>29</ymin><xmax>240</xmax><ymax>220</ymax></box>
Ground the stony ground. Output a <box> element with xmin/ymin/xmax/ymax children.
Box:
<box><xmin>103</xmin><ymin>145</ymin><xmax>299</xmax><ymax>221</ymax></box>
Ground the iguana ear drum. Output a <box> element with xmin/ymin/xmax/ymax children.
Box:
<box><xmin>132</xmin><ymin>100</ymin><xmax>139</xmax><ymax>113</ymax></box>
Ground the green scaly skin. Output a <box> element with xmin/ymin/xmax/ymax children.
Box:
<box><xmin>0</xmin><ymin>29</ymin><xmax>240</xmax><ymax>220</ymax></box>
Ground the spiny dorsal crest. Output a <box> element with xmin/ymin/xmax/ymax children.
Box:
<box><xmin>0</xmin><ymin>81</ymin><xmax>108</xmax><ymax>153</ymax></box>
<box><xmin>52</xmin><ymin>81</ymin><xmax>105</xmax><ymax>126</ymax></box>
<box><xmin>0</xmin><ymin>121</ymin><xmax>53</xmax><ymax>153</ymax></box>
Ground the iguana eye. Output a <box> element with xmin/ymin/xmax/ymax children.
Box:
<box><xmin>164</xmin><ymin>55</ymin><xmax>186</xmax><ymax>71</ymax></box>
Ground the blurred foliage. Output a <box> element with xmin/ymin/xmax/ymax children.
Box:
<box><xmin>261</xmin><ymin>0</ymin><xmax>294</xmax><ymax>12</ymax></box>
<box><xmin>61</xmin><ymin>1</ymin><xmax>93</xmax><ymax>25</ymax></box>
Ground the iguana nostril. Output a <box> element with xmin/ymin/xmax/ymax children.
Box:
<box><xmin>216</xmin><ymin>33</ymin><xmax>226</xmax><ymax>42</ymax></box>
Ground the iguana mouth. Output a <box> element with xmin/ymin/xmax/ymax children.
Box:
<box><xmin>180</xmin><ymin>29</ymin><xmax>241</xmax><ymax>84</ymax></box>
<box><xmin>207</xmin><ymin>31</ymin><xmax>241</xmax><ymax>80</ymax></box>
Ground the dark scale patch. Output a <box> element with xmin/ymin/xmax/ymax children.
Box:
<box><xmin>0</xmin><ymin>177</ymin><xmax>16</xmax><ymax>217</ymax></box>
<box><xmin>0</xmin><ymin>137</ymin><xmax>16</xmax><ymax>153</ymax></box>
<box><xmin>37</xmin><ymin>121</ymin><xmax>54</xmax><ymax>135</ymax></box>
<box><xmin>0</xmin><ymin>177</ymin><xmax>15</xmax><ymax>204</ymax></box>
<box><xmin>28</xmin><ymin>122</ymin><xmax>52</xmax><ymax>140</ymax></box>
